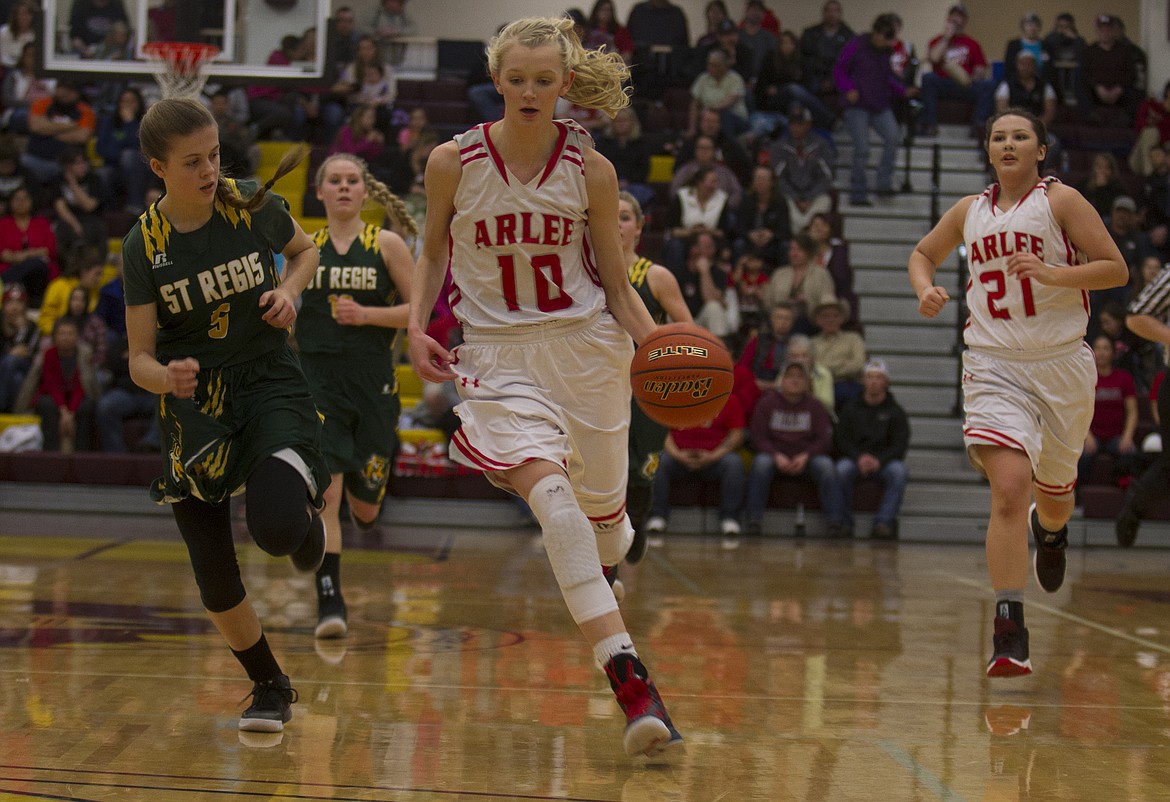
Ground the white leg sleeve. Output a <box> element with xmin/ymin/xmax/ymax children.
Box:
<box><xmin>528</xmin><ymin>474</ymin><xmax>619</xmax><ymax>624</ymax></box>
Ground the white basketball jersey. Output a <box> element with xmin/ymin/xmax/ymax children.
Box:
<box><xmin>962</xmin><ymin>178</ymin><xmax>1089</xmax><ymax>351</ymax></box>
<box><xmin>447</xmin><ymin>120</ymin><xmax>606</xmax><ymax>329</ymax></box>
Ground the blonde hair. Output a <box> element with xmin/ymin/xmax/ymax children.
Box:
<box><xmin>606</xmin><ymin>106</ymin><xmax>642</xmax><ymax>139</ymax></box>
<box><xmin>140</xmin><ymin>97</ymin><xmax>306</xmax><ymax>213</ymax></box>
<box><xmin>315</xmin><ymin>152</ymin><xmax>419</xmax><ymax>238</ymax></box>
<box><xmin>486</xmin><ymin>16</ymin><xmax>630</xmax><ymax>118</ymax></box>
<box><xmin>618</xmin><ymin>190</ymin><xmax>643</xmax><ymax>228</ymax></box>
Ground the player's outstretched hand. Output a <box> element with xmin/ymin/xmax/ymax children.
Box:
<box><xmin>917</xmin><ymin>285</ymin><xmax>950</xmax><ymax>318</ymax></box>
<box><xmin>167</xmin><ymin>358</ymin><xmax>200</xmax><ymax>399</ymax></box>
<box><xmin>409</xmin><ymin>330</ymin><xmax>457</xmax><ymax>383</ymax></box>
<box><xmin>260</xmin><ymin>287</ymin><xmax>298</xmax><ymax>328</ymax></box>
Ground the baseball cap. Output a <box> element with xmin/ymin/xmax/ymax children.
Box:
<box><xmin>813</xmin><ymin>296</ymin><xmax>850</xmax><ymax>319</ymax></box>
<box><xmin>717</xmin><ymin>19</ymin><xmax>736</xmax><ymax>34</ymax></box>
<box><xmin>1022</xmin><ymin>12</ymin><xmax>1041</xmax><ymax>24</ymax></box>
<box><xmin>1113</xmin><ymin>195</ymin><xmax>1137</xmax><ymax>212</ymax></box>
<box><xmin>780</xmin><ymin>359</ymin><xmax>810</xmax><ymax>378</ymax></box>
<box><xmin>948</xmin><ymin>4</ymin><xmax>968</xmax><ymax>19</ymax></box>
<box><xmin>864</xmin><ymin>358</ymin><xmax>890</xmax><ymax>379</ymax></box>
<box><xmin>1096</xmin><ymin>14</ymin><xmax>1116</xmax><ymax>26</ymax></box>
<box><xmin>786</xmin><ymin>102</ymin><xmax>812</xmax><ymax>123</ymax></box>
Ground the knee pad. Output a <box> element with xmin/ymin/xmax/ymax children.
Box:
<box><xmin>246</xmin><ymin>457</ymin><xmax>313</xmax><ymax>556</ymax></box>
<box><xmin>194</xmin><ymin>565</ymin><xmax>247</xmax><ymax>613</ymax></box>
<box><xmin>529</xmin><ymin>475</ymin><xmax>619</xmax><ymax>624</ymax></box>
<box><xmin>593</xmin><ymin>512</ymin><xmax>635</xmax><ymax>567</ymax></box>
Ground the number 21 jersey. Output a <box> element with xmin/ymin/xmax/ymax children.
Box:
<box><xmin>962</xmin><ymin>177</ymin><xmax>1089</xmax><ymax>351</ymax></box>
<box><xmin>447</xmin><ymin>120</ymin><xmax>606</xmax><ymax>329</ymax></box>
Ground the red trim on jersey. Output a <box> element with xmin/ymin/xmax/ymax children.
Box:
<box><xmin>481</xmin><ymin>121</ymin><xmax>510</xmax><ymax>185</ymax></box>
<box><xmin>536</xmin><ymin>121</ymin><xmax>570</xmax><ymax>189</ymax></box>
<box><xmin>964</xmin><ymin>426</ymin><xmax>1028</xmax><ymax>452</ymax></box>
<box><xmin>446</xmin><ymin>234</ymin><xmax>463</xmax><ymax>309</ymax></box>
<box><xmin>1034</xmin><ymin>478</ymin><xmax>1075</xmax><ymax>496</ymax></box>
<box><xmin>1060</xmin><ymin>228</ymin><xmax>1076</xmax><ymax>265</ymax></box>
<box><xmin>581</xmin><ymin>234</ymin><xmax>603</xmax><ymax>286</ymax></box>
<box><xmin>451</xmin><ymin>428</ymin><xmax>515</xmax><ymax>470</ymax></box>
<box><xmin>1016</xmin><ymin>180</ymin><xmax>1044</xmax><ymax>208</ymax></box>
<box><xmin>1080</xmin><ymin>289</ymin><xmax>1090</xmax><ymax>315</ymax></box>
<box><xmin>588</xmin><ymin>505</ymin><xmax>628</xmax><ymax>524</ymax></box>
<box><xmin>461</xmin><ymin>152</ymin><xmax>488</xmax><ymax>167</ymax></box>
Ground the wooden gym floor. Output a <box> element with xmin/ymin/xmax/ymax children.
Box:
<box><xmin>3</xmin><ymin>507</ymin><xmax>1170</xmax><ymax>801</ymax></box>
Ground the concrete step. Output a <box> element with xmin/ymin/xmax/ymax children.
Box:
<box><xmin>835</xmin><ymin>141</ymin><xmax>987</xmax><ymax>172</ymax></box>
<box><xmin>906</xmin><ymin>447</ymin><xmax>979</xmax><ymax>479</ymax></box>
<box><xmin>855</xmin><ymin>266</ymin><xmax>960</xmax><ymax>294</ymax></box>
<box><xmin>861</xmin><ymin>294</ymin><xmax>959</xmax><ymax>325</ymax></box>
<box><xmin>837</xmin><ymin>192</ymin><xmax>969</xmax><ymax>219</ymax></box>
<box><xmin>902</xmin><ymin>414</ymin><xmax>964</xmax><ymax>448</ymax></box>
<box><xmin>850</xmin><ymin>243</ymin><xmax>959</xmax><ymax>270</ymax></box>
<box><xmin>879</xmin><ymin>353</ymin><xmax>959</xmax><ymax>385</ymax></box>
<box><xmin>842</xmin><ymin>215</ymin><xmax>935</xmax><ymax>242</ymax></box>
<box><xmin>897</xmin><ymin>384</ymin><xmax>964</xmax><ymax>417</ymax></box>
<box><xmin>864</xmin><ymin>322</ymin><xmax>958</xmax><ymax>356</ymax></box>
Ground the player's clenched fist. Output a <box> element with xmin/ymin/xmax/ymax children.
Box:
<box><xmin>917</xmin><ymin>285</ymin><xmax>950</xmax><ymax>318</ymax></box>
<box><xmin>167</xmin><ymin>358</ymin><xmax>200</xmax><ymax>398</ymax></box>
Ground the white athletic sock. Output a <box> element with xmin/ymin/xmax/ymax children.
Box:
<box><xmin>593</xmin><ymin>632</ymin><xmax>637</xmax><ymax>668</ymax></box>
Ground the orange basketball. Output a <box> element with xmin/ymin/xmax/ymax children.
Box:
<box><xmin>630</xmin><ymin>322</ymin><xmax>733</xmax><ymax>429</ymax></box>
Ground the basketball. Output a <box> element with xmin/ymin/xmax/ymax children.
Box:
<box><xmin>631</xmin><ymin>322</ymin><xmax>733</xmax><ymax>429</ymax></box>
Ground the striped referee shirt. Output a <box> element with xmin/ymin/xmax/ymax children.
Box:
<box><xmin>1128</xmin><ymin>265</ymin><xmax>1170</xmax><ymax>365</ymax></box>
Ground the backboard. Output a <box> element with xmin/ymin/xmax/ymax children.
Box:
<box><xmin>40</xmin><ymin>0</ymin><xmax>331</xmax><ymax>85</ymax></box>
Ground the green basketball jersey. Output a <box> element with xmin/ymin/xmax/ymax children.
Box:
<box><xmin>297</xmin><ymin>225</ymin><xmax>400</xmax><ymax>358</ymax></box>
<box><xmin>628</xmin><ymin>257</ymin><xmax>668</xmax><ymax>324</ymax></box>
<box><xmin>122</xmin><ymin>179</ymin><xmax>296</xmax><ymax>368</ymax></box>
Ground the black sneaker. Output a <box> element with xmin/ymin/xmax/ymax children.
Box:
<box><xmin>290</xmin><ymin>513</ymin><xmax>326</xmax><ymax>573</ymax></box>
<box><xmin>603</xmin><ymin>653</ymin><xmax>684</xmax><ymax>758</ymax></box>
<box><xmin>239</xmin><ymin>674</ymin><xmax>298</xmax><ymax>732</ymax></box>
<box><xmin>986</xmin><ymin>616</ymin><xmax>1033</xmax><ymax>678</ymax></box>
<box><xmin>626</xmin><ymin>526</ymin><xmax>649</xmax><ymax>565</ymax></box>
<box><xmin>315</xmin><ymin>593</ymin><xmax>348</xmax><ymax>639</ymax></box>
<box><xmin>1029</xmin><ymin>504</ymin><xmax>1067</xmax><ymax>593</ymax></box>
<box><xmin>1116</xmin><ymin>500</ymin><xmax>1141</xmax><ymax>547</ymax></box>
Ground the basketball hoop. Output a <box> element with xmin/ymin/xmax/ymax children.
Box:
<box><xmin>143</xmin><ymin>41</ymin><xmax>221</xmax><ymax>99</ymax></box>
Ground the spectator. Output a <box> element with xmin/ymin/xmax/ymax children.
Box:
<box><xmin>676</xmin><ymin>107</ymin><xmax>753</xmax><ymax>187</ymax></box>
<box><xmin>762</xmin><ymin>231</ymin><xmax>834</xmax><ymax>330</ymax></box>
<box><xmin>1002</xmin><ymin>12</ymin><xmax>1047</xmax><ymax>86</ymax></box>
<box><xmin>644</xmin><ymin>391</ymin><xmax>747</xmax><ymax>548</ymax></box>
<box><xmin>995</xmin><ymin>51</ymin><xmax>1057</xmax><ymax>127</ymax></box>
<box><xmin>68</xmin><ymin>0</ymin><xmax>128</xmax><ymax>59</ymax></box>
<box><xmin>0</xmin><ymin>135</ymin><xmax>38</xmax><ymax>217</ymax></box>
<box><xmin>1</xmin><ymin>42</ymin><xmax>55</xmax><ymax>135</ymax></box>
<box><xmin>1129</xmin><ymin>81</ymin><xmax>1170</xmax><ymax>177</ymax></box>
<box><xmin>832</xmin><ymin>357</ymin><xmax>910</xmax><ymax>539</ymax></box>
<box><xmin>743</xmin><ymin>359</ymin><xmax>841</xmax><ymax>536</ymax></box>
<box><xmin>1077</xmin><ymin>152</ymin><xmax>1127</xmax><ymax>219</ymax></box>
<box><xmin>695</xmin><ymin>1</ymin><xmax>731</xmax><ymax>51</ymax></box>
<box><xmin>807</xmin><ymin>212</ymin><xmax>858</xmax><ymax>329</ymax></box>
<box><xmin>665</xmin><ymin>163</ymin><xmax>735</xmax><ymax>245</ymax></box>
<box><xmin>247</xmin><ymin>35</ymin><xmax>311</xmax><ymax>140</ymax></box>
<box><xmin>95</xmin><ymin>87</ymin><xmax>149</xmax><ymax>214</ymax></box>
<box><xmin>585</xmin><ymin>0</ymin><xmax>634</xmax><ymax>61</ymax></box>
<box><xmin>731</xmin><ymin>163</ymin><xmax>789</xmax><ymax>267</ymax></box>
<box><xmin>327</xmin><ymin>6</ymin><xmax>360</xmax><ymax>78</ymax></box>
<box><xmin>21</xmin><ymin>80</ymin><xmax>97</xmax><ymax>187</ymax></box>
<box><xmin>799</xmin><ymin>0</ymin><xmax>853</xmax><ymax>100</ymax></box>
<box><xmin>0</xmin><ymin>186</ymin><xmax>56</xmax><ymax>306</ymax></box>
<box><xmin>0</xmin><ymin>283</ymin><xmax>38</xmax><ymax>411</ymax></box>
<box><xmin>833</xmin><ymin>13</ymin><xmax>912</xmax><ymax>206</ymax></box>
<box><xmin>665</xmin><ymin>228</ymin><xmax>734</xmax><ymax>337</ymax></box>
<box><xmin>90</xmin><ymin>19</ymin><xmax>132</xmax><ymax>60</ymax></box>
<box><xmin>770</xmin><ymin>102</ymin><xmax>834</xmax><ymax>234</ymax></box>
<box><xmin>728</xmin><ymin>251</ymin><xmax>770</xmax><ymax>335</ymax></box>
<box><xmin>16</xmin><ymin>316</ymin><xmax>97</xmax><ymax>452</ymax></box>
<box><xmin>208</xmin><ymin>89</ymin><xmax>258</xmax><ymax>179</ymax></box>
<box><xmin>94</xmin><ymin>250</ymin><xmax>125</xmax><ymax>339</ymax></box>
<box><xmin>1042</xmin><ymin>12</ymin><xmax>1087</xmax><ymax>108</ymax></box>
<box><xmin>916</xmin><ymin>4</ymin><xmax>995</xmax><ymax>137</ymax></box>
<box><xmin>810</xmin><ymin>296</ymin><xmax>865</xmax><ymax>406</ymax></box>
<box><xmin>752</xmin><ymin>30</ymin><xmax>836</xmax><ymax>138</ymax></box>
<box><xmin>1079</xmin><ymin>333</ymin><xmax>1138</xmax><ymax>488</ymax></box>
<box><xmin>1106</xmin><ymin>195</ymin><xmax>1153</xmax><ymax>274</ymax></box>
<box><xmin>738</xmin><ymin>300</ymin><xmax>795</xmax><ymax>390</ymax></box>
<box><xmin>594</xmin><ymin>107</ymin><xmax>655</xmax><ymax>210</ymax></box>
<box><xmin>0</xmin><ymin>0</ymin><xmax>35</xmax><ymax>68</ymax></box>
<box><xmin>39</xmin><ymin>250</ymin><xmax>103</xmax><ymax>337</ymax></box>
<box><xmin>371</xmin><ymin>0</ymin><xmax>416</xmax><ymax>66</ymax></box>
<box><xmin>333</xmin><ymin>34</ymin><xmax>396</xmax><ymax>133</ymax></box>
<box><xmin>330</xmin><ymin>105</ymin><xmax>387</xmax><ymax>165</ymax></box>
<box><xmin>397</xmin><ymin>106</ymin><xmax>438</xmax><ymax>190</ymax></box>
<box><xmin>61</xmin><ymin>284</ymin><xmax>107</xmax><ymax>378</ymax></box>
<box><xmin>51</xmin><ymin>147</ymin><xmax>107</xmax><ymax>263</ymax></box>
<box><xmin>1081</xmin><ymin>14</ymin><xmax>1144</xmax><ymax>125</ymax></box>
<box><xmin>737</xmin><ymin>1</ymin><xmax>778</xmax><ymax>83</ymax></box>
<box><xmin>96</xmin><ymin>332</ymin><xmax>158</xmax><ymax>453</ymax></box>
<box><xmin>784</xmin><ymin>333</ymin><xmax>834</xmax><ymax>415</ymax></box>
<box><xmin>1141</xmin><ymin>145</ymin><xmax>1170</xmax><ymax>230</ymax></box>
<box><xmin>701</xmin><ymin>17</ymin><xmax>755</xmax><ymax>85</ymax></box>
<box><xmin>626</xmin><ymin>0</ymin><xmax>691</xmax><ymax>97</ymax></box>
<box><xmin>687</xmin><ymin>49</ymin><xmax>749</xmax><ymax>138</ymax></box>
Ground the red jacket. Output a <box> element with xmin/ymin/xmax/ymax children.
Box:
<box><xmin>0</xmin><ymin>215</ymin><xmax>59</xmax><ymax>279</ymax></box>
<box><xmin>34</xmin><ymin>346</ymin><xmax>87</xmax><ymax>411</ymax></box>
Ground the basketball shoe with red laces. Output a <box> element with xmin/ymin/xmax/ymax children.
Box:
<box><xmin>604</xmin><ymin>653</ymin><xmax>684</xmax><ymax>757</ymax></box>
<box><xmin>986</xmin><ymin>615</ymin><xmax>1033</xmax><ymax>678</ymax></box>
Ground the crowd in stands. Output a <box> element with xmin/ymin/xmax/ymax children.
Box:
<box><xmin>0</xmin><ymin>0</ymin><xmax>1168</xmax><ymax>534</ymax></box>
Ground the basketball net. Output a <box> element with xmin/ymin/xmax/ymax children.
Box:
<box><xmin>143</xmin><ymin>42</ymin><xmax>220</xmax><ymax>99</ymax></box>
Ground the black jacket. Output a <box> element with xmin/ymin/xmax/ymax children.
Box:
<box><xmin>833</xmin><ymin>390</ymin><xmax>910</xmax><ymax>465</ymax></box>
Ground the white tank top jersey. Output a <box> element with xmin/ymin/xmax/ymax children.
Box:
<box><xmin>447</xmin><ymin>120</ymin><xmax>607</xmax><ymax>330</ymax></box>
<box><xmin>962</xmin><ymin>177</ymin><xmax>1090</xmax><ymax>351</ymax></box>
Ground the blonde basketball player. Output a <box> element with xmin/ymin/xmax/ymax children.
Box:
<box><xmin>406</xmin><ymin>17</ymin><xmax>682</xmax><ymax>757</ymax></box>
<box><xmin>909</xmin><ymin>108</ymin><xmax>1127</xmax><ymax>678</ymax></box>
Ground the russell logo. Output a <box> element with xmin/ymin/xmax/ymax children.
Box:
<box><xmin>641</xmin><ymin>377</ymin><xmax>714</xmax><ymax>400</ymax></box>
<box><xmin>647</xmin><ymin>344</ymin><xmax>708</xmax><ymax>361</ymax></box>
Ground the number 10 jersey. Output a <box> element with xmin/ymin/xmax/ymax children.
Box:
<box><xmin>447</xmin><ymin>120</ymin><xmax>607</xmax><ymax>330</ymax></box>
<box><xmin>962</xmin><ymin>177</ymin><xmax>1090</xmax><ymax>352</ymax></box>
